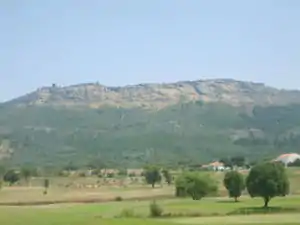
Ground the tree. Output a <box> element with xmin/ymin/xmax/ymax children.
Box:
<box><xmin>43</xmin><ymin>179</ymin><xmax>50</xmax><ymax>195</ymax></box>
<box><xmin>175</xmin><ymin>173</ymin><xmax>189</xmax><ymax>197</ymax></box>
<box><xmin>220</xmin><ymin>156</ymin><xmax>246</xmax><ymax>169</ymax></box>
<box><xmin>21</xmin><ymin>167</ymin><xmax>37</xmax><ymax>186</ymax></box>
<box><xmin>118</xmin><ymin>168</ymin><xmax>127</xmax><ymax>177</ymax></box>
<box><xmin>0</xmin><ymin>165</ymin><xmax>5</xmax><ymax>189</ymax></box>
<box><xmin>162</xmin><ymin>169</ymin><xmax>172</xmax><ymax>185</ymax></box>
<box><xmin>3</xmin><ymin>170</ymin><xmax>20</xmax><ymax>186</ymax></box>
<box><xmin>0</xmin><ymin>165</ymin><xmax>5</xmax><ymax>178</ymax></box>
<box><xmin>230</xmin><ymin>156</ymin><xmax>245</xmax><ymax>167</ymax></box>
<box><xmin>288</xmin><ymin>159</ymin><xmax>300</xmax><ymax>167</ymax></box>
<box><xmin>143</xmin><ymin>166</ymin><xmax>161</xmax><ymax>188</ymax></box>
<box><xmin>175</xmin><ymin>172</ymin><xmax>218</xmax><ymax>200</ymax></box>
<box><xmin>223</xmin><ymin>171</ymin><xmax>245</xmax><ymax>202</ymax></box>
<box><xmin>246</xmin><ymin>162</ymin><xmax>289</xmax><ymax>208</ymax></box>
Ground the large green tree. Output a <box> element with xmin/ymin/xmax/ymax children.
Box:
<box><xmin>175</xmin><ymin>172</ymin><xmax>218</xmax><ymax>200</ymax></box>
<box><xmin>223</xmin><ymin>170</ymin><xmax>245</xmax><ymax>202</ymax></box>
<box><xmin>246</xmin><ymin>162</ymin><xmax>289</xmax><ymax>207</ymax></box>
<box><xmin>143</xmin><ymin>166</ymin><xmax>162</xmax><ymax>188</ymax></box>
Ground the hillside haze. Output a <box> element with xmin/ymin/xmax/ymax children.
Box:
<box><xmin>1</xmin><ymin>79</ymin><xmax>300</xmax><ymax>168</ymax></box>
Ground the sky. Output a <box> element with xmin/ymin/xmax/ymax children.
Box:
<box><xmin>1</xmin><ymin>0</ymin><xmax>300</xmax><ymax>102</ymax></box>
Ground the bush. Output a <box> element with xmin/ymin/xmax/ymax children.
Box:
<box><xmin>162</xmin><ymin>169</ymin><xmax>172</xmax><ymax>185</ymax></box>
<box><xmin>115</xmin><ymin>196</ymin><xmax>123</xmax><ymax>201</ymax></box>
<box><xmin>175</xmin><ymin>172</ymin><xmax>218</xmax><ymax>200</ymax></box>
<box><xmin>106</xmin><ymin>173</ymin><xmax>114</xmax><ymax>178</ymax></box>
<box><xmin>149</xmin><ymin>200</ymin><xmax>163</xmax><ymax>218</ymax></box>
<box><xmin>128</xmin><ymin>173</ymin><xmax>136</xmax><ymax>177</ymax></box>
<box><xmin>118</xmin><ymin>169</ymin><xmax>127</xmax><ymax>176</ymax></box>
<box><xmin>175</xmin><ymin>175</ymin><xmax>189</xmax><ymax>197</ymax></box>
<box><xmin>78</xmin><ymin>172</ymin><xmax>86</xmax><ymax>177</ymax></box>
<box><xmin>119</xmin><ymin>208</ymin><xmax>135</xmax><ymax>218</ymax></box>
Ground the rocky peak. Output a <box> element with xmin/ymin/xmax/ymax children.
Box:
<box><xmin>4</xmin><ymin>79</ymin><xmax>300</xmax><ymax>109</ymax></box>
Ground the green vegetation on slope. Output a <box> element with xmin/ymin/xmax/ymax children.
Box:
<box><xmin>1</xmin><ymin>102</ymin><xmax>300</xmax><ymax>167</ymax></box>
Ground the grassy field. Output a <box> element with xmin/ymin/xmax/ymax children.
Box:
<box><xmin>0</xmin><ymin>185</ymin><xmax>174</xmax><ymax>205</ymax></box>
<box><xmin>0</xmin><ymin>196</ymin><xmax>300</xmax><ymax>225</ymax></box>
<box><xmin>0</xmin><ymin>168</ymin><xmax>299</xmax><ymax>224</ymax></box>
<box><xmin>1</xmin><ymin>168</ymin><xmax>299</xmax><ymax>205</ymax></box>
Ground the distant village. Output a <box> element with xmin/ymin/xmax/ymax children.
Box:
<box><xmin>60</xmin><ymin>153</ymin><xmax>300</xmax><ymax>179</ymax></box>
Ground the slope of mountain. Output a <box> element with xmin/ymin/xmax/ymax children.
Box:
<box><xmin>1</xmin><ymin>79</ymin><xmax>300</xmax><ymax>168</ymax></box>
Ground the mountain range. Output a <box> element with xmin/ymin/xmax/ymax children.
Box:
<box><xmin>1</xmin><ymin>79</ymin><xmax>300</xmax><ymax>168</ymax></box>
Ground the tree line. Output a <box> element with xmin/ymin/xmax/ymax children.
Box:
<box><xmin>143</xmin><ymin>161</ymin><xmax>289</xmax><ymax>208</ymax></box>
<box><xmin>0</xmin><ymin>166</ymin><xmax>50</xmax><ymax>194</ymax></box>
<box><xmin>0</xmin><ymin>160</ymin><xmax>292</xmax><ymax>207</ymax></box>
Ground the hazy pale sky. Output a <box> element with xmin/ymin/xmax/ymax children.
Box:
<box><xmin>1</xmin><ymin>0</ymin><xmax>300</xmax><ymax>101</ymax></box>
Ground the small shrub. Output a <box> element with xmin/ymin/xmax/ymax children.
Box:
<box><xmin>118</xmin><ymin>169</ymin><xmax>127</xmax><ymax>176</ymax></box>
<box><xmin>149</xmin><ymin>200</ymin><xmax>163</xmax><ymax>218</ymax></box>
<box><xmin>58</xmin><ymin>170</ymin><xmax>68</xmax><ymax>177</ymax></box>
<box><xmin>128</xmin><ymin>173</ymin><xmax>136</xmax><ymax>177</ymax></box>
<box><xmin>119</xmin><ymin>208</ymin><xmax>135</xmax><ymax>218</ymax></box>
<box><xmin>78</xmin><ymin>172</ymin><xmax>86</xmax><ymax>177</ymax></box>
<box><xmin>106</xmin><ymin>173</ymin><xmax>114</xmax><ymax>178</ymax></box>
<box><xmin>115</xmin><ymin>196</ymin><xmax>123</xmax><ymax>201</ymax></box>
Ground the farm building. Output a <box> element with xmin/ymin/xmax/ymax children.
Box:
<box><xmin>274</xmin><ymin>153</ymin><xmax>300</xmax><ymax>166</ymax></box>
<box><xmin>202</xmin><ymin>161</ymin><xmax>225</xmax><ymax>171</ymax></box>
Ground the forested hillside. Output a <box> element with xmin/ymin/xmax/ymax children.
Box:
<box><xmin>1</xmin><ymin>100</ymin><xmax>300</xmax><ymax>168</ymax></box>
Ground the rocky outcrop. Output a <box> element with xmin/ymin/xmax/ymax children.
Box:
<box><xmin>4</xmin><ymin>79</ymin><xmax>300</xmax><ymax>109</ymax></box>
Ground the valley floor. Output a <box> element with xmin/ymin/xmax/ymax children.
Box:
<box><xmin>1</xmin><ymin>169</ymin><xmax>299</xmax><ymax>225</ymax></box>
<box><xmin>1</xmin><ymin>196</ymin><xmax>300</xmax><ymax>225</ymax></box>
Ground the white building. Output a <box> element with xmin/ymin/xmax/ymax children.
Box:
<box><xmin>203</xmin><ymin>161</ymin><xmax>225</xmax><ymax>171</ymax></box>
<box><xmin>274</xmin><ymin>153</ymin><xmax>300</xmax><ymax>166</ymax></box>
